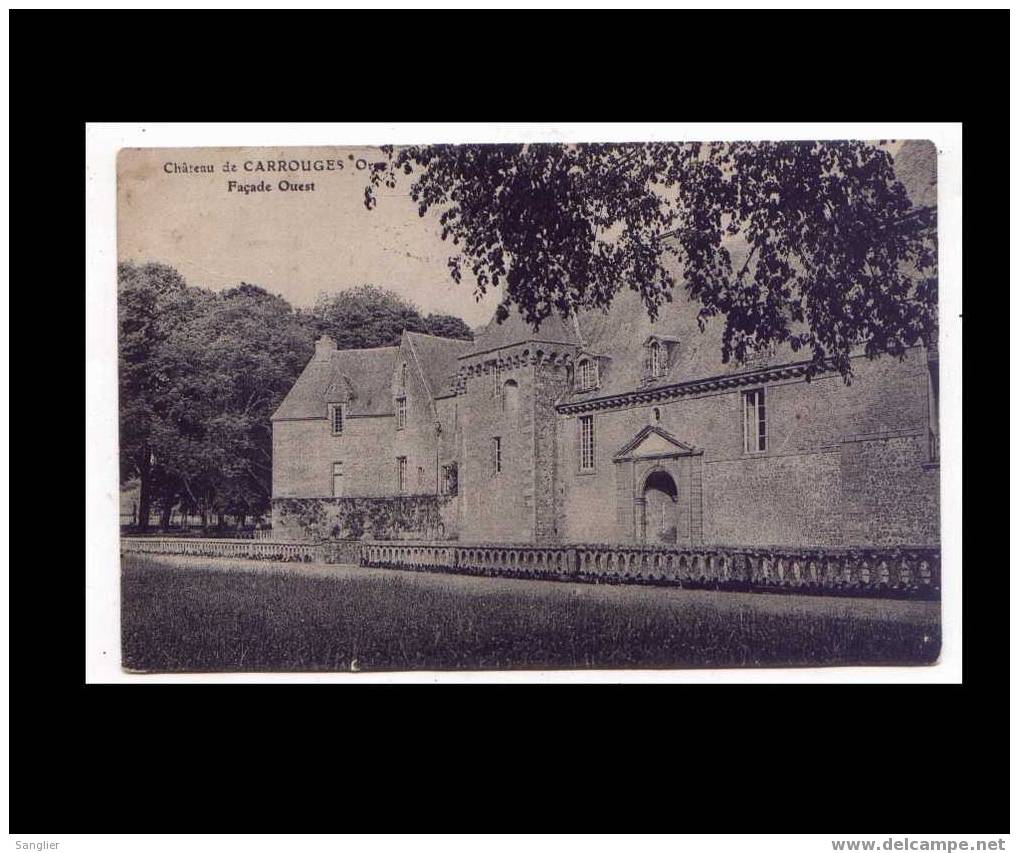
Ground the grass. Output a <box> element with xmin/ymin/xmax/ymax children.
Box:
<box><xmin>121</xmin><ymin>555</ymin><xmax>941</xmax><ymax>672</ymax></box>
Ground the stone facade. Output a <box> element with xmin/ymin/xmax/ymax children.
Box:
<box><xmin>272</xmin><ymin>305</ymin><xmax>939</xmax><ymax>549</ymax></box>
<box><xmin>271</xmin><ymin>141</ymin><xmax>939</xmax><ymax>548</ymax></box>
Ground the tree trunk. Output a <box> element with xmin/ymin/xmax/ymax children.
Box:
<box><xmin>137</xmin><ymin>470</ymin><xmax>152</xmax><ymax>534</ymax></box>
<box><xmin>159</xmin><ymin>504</ymin><xmax>172</xmax><ymax>532</ymax></box>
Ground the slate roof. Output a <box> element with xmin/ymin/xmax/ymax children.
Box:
<box><xmin>464</xmin><ymin>304</ymin><xmax>581</xmax><ymax>357</ymax></box>
<box><xmin>272</xmin><ymin>345</ymin><xmax>401</xmax><ymax>420</ymax></box>
<box><xmin>569</xmin><ymin>284</ymin><xmax>779</xmax><ymax>401</ymax></box>
<box><xmin>404</xmin><ymin>331</ymin><xmax>473</xmax><ymax>399</ymax></box>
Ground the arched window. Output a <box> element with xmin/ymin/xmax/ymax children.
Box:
<box><xmin>502</xmin><ymin>379</ymin><xmax>519</xmax><ymax>413</ymax></box>
<box><xmin>399</xmin><ymin>362</ymin><xmax>408</xmax><ymax>392</ymax></box>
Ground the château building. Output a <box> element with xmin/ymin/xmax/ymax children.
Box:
<box><xmin>271</xmin><ymin>141</ymin><xmax>939</xmax><ymax>549</ymax></box>
<box><xmin>271</xmin><ymin>282</ymin><xmax>940</xmax><ymax>548</ymax></box>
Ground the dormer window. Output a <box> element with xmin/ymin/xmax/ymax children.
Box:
<box><xmin>329</xmin><ymin>403</ymin><xmax>344</xmax><ymax>435</ymax></box>
<box><xmin>642</xmin><ymin>336</ymin><xmax>677</xmax><ymax>383</ymax></box>
<box><xmin>576</xmin><ymin>358</ymin><xmax>598</xmax><ymax>391</ymax></box>
<box><xmin>650</xmin><ymin>342</ymin><xmax>662</xmax><ymax>377</ymax></box>
<box><xmin>573</xmin><ymin>354</ymin><xmax>601</xmax><ymax>392</ymax></box>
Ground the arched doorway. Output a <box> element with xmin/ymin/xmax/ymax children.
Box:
<box><xmin>640</xmin><ymin>469</ymin><xmax>678</xmax><ymax>544</ymax></box>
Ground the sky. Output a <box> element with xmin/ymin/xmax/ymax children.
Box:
<box><xmin>117</xmin><ymin>145</ymin><xmax>502</xmax><ymax>327</ymax></box>
<box><xmin>117</xmin><ymin>141</ymin><xmax>921</xmax><ymax>331</ymax></box>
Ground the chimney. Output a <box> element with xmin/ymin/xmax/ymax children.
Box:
<box><xmin>315</xmin><ymin>335</ymin><xmax>337</xmax><ymax>362</ymax></box>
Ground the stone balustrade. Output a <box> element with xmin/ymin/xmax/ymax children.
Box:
<box><xmin>360</xmin><ymin>541</ymin><xmax>941</xmax><ymax>599</ymax></box>
<box><xmin>122</xmin><ymin>537</ymin><xmax>940</xmax><ymax>599</ymax></box>
<box><xmin>121</xmin><ymin>537</ymin><xmax>320</xmax><ymax>563</ymax></box>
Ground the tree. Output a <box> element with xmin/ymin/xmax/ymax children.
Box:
<box><xmin>120</xmin><ymin>266</ymin><xmax>314</xmax><ymax>530</ymax></box>
<box><xmin>423</xmin><ymin>312</ymin><xmax>473</xmax><ymax>341</ymax></box>
<box><xmin>304</xmin><ymin>284</ymin><xmax>473</xmax><ymax>347</ymax></box>
<box><xmin>118</xmin><ymin>261</ymin><xmax>201</xmax><ymax>531</ymax></box>
<box><xmin>146</xmin><ymin>282</ymin><xmax>314</xmax><ymax>527</ymax></box>
<box><xmin>184</xmin><ymin>283</ymin><xmax>314</xmax><ymax>520</ymax></box>
<box><xmin>365</xmin><ymin>142</ymin><xmax>936</xmax><ymax>381</ymax></box>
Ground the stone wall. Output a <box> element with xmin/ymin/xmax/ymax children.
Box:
<box><xmin>272</xmin><ymin>414</ymin><xmax>396</xmax><ymax>498</ymax></box>
<box><xmin>558</xmin><ymin>347</ymin><xmax>938</xmax><ymax>547</ymax></box>
<box><xmin>533</xmin><ymin>360</ymin><xmax>570</xmax><ymax>543</ymax></box>
<box><xmin>839</xmin><ymin>434</ymin><xmax>939</xmax><ymax>545</ymax></box>
<box><xmin>704</xmin><ymin>449</ymin><xmax>843</xmax><ymax>546</ymax></box>
<box><xmin>457</xmin><ymin>349</ymin><xmax>537</xmax><ymax>543</ymax></box>
<box><xmin>272</xmin><ymin>495</ymin><xmax>458</xmax><ymax>542</ymax></box>
<box><xmin>392</xmin><ymin>339</ymin><xmax>444</xmax><ymax>495</ymax></box>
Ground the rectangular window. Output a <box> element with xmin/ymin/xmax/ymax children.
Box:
<box><xmin>492</xmin><ymin>436</ymin><xmax>502</xmax><ymax>475</ymax></box>
<box><xmin>400</xmin><ymin>362</ymin><xmax>408</xmax><ymax>393</ymax></box>
<box><xmin>396</xmin><ymin>396</ymin><xmax>407</xmax><ymax>430</ymax></box>
<box><xmin>331</xmin><ymin>462</ymin><xmax>343</xmax><ymax>496</ymax></box>
<box><xmin>330</xmin><ymin>403</ymin><xmax>344</xmax><ymax>435</ymax></box>
<box><xmin>492</xmin><ymin>361</ymin><xmax>502</xmax><ymax>398</ymax></box>
<box><xmin>580</xmin><ymin>415</ymin><xmax>595</xmax><ymax>471</ymax></box>
<box><xmin>397</xmin><ymin>456</ymin><xmax>407</xmax><ymax>493</ymax></box>
<box><xmin>441</xmin><ymin>463</ymin><xmax>458</xmax><ymax>496</ymax></box>
<box><xmin>742</xmin><ymin>389</ymin><xmax>767</xmax><ymax>453</ymax></box>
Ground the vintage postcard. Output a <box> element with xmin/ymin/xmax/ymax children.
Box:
<box><xmin>113</xmin><ymin>134</ymin><xmax>945</xmax><ymax>674</ymax></box>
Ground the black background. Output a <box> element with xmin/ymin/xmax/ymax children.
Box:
<box><xmin>10</xmin><ymin>8</ymin><xmax>1002</xmax><ymax>834</ymax></box>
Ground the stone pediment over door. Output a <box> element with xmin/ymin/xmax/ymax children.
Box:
<box><xmin>613</xmin><ymin>425</ymin><xmax>699</xmax><ymax>462</ymax></box>
<box><xmin>612</xmin><ymin>425</ymin><xmax>704</xmax><ymax>545</ymax></box>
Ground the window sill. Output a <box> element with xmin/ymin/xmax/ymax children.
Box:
<box><xmin>577</xmin><ymin>468</ymin><xmax>598</xmax><ymax>476</ymax></box>
<box><xmin>922</xmin><ymin>461</ymin><xmax>940</xmax><ymax>471</ymax></box>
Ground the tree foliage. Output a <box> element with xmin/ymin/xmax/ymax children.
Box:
<box><xmin>366</xmin><ymin>141</ymin><xmax>936</xmax><ymax>380</ymax></box>
<box><xmin>304</xmin><ymin>283</ymin><xmax>472</xmax><ymax>348</ymax></box>
<box><xmin>118</xmin><ymin>262</ymin><xmax>204</xmax><ymax>529</ymax></box>
<box><xmin>156</xmin><ymin>282</ymin><xmax>315</xmax><ymax>519</ymax></box>
<box><xmin>119</xmin><ymin>265</ymin><xmax>315</xmax><ymax>526</ymax></box>
<box><xmin>119</xmin><ymin>268</ymin><xmax>471</xmax><ymax>527</ymax></box>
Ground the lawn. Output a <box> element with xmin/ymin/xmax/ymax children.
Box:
<box><xmin>121</xmin><ymin>554</ymin><xmax>941</xmax><ymax>672</ymax></box>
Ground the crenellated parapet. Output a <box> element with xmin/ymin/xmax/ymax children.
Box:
<box><xmin>455</xmin><ymin>342</ymin><xmax>578</xmax><ymax>392</ymax></box>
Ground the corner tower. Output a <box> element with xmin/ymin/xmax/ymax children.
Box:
<box><xmin>454</xmin><ymin>309</ymin><xmax>579</xmax><ymax>543</ymax></box>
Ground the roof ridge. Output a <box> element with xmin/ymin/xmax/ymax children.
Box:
<box><xmin>403</xmin><ymin>332</ymin><xmax>440</xmax><ymax>417</ymax></box>
<box><xmin>404</xmin><ymin>330</ymin><xmax>473</xmax><ymax>344</ymax></box>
